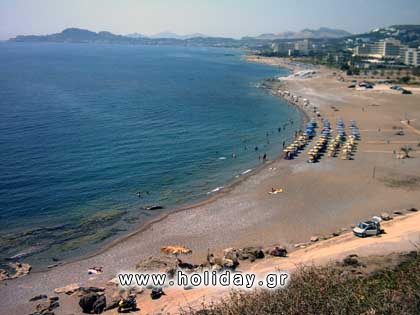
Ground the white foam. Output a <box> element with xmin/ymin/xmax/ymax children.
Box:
<box><xmin>207</xmin><ymin>186</ymin><xmax>224</xmax><ymax>194</ymax></box>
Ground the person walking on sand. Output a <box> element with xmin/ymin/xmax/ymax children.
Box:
<box><xmin>283</xmin><ymin>141</ymin><xmax>286</xmax><ymax>149</ymax></box>
<box><xmin>263</xmin><ymin>153</ymin><xmax>267</xmax><ymax>162</ymax></box>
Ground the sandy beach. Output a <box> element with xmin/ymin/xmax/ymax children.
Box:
<box><xmin>2</xmin><ymin>56</ymin><xmax>420</xmax><ymax>315</ymax></box>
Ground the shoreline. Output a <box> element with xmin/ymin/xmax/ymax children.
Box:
<box><xmin>30</xmin><ymin>57</ymin><xmax>309</xmax><ymax>273</ymax></box>
<box><xmin>2</xmin><ymin>55</ymin><xmax>420</xmax><ymax>315</ymax></box>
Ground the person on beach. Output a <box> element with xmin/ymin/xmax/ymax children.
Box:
<box><xmin>263</xmin><ymin>153</ymin><xmax>267</xmax><ymax>162</ymax></box>
<box><xmin>255</xmin><ymin>146</ymin><xmax>259</xmax><ymax>151</ymax></box>
<box><xmin>283</xmin><ymin>141</ymin><xmax>286</xmax><ymax>148</ymax></box>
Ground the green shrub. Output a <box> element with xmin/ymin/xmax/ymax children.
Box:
<box><xmin>182</xmin><ymin>252</ymin><xmax>420</xmax><ymax>315</ymax></box>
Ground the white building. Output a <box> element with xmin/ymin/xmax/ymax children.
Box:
<box><xmin>354</xmin><ymin>39</ymin><xmax>403</xmax><ymax>60</ymax></box>
<box><xmin>403</xmin><ymin>48</ymin><xmax>420</xmax><ymax>67</ymax></box>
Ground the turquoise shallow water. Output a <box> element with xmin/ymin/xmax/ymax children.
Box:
<box><xmin>0</xmin><ymin>42</ymin><xmax>303</xmax><ymax>267</ymax></box>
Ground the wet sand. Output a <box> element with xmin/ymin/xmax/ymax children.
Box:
<box><xmin>2</xmin><ymin>56</ymin><xmax>420</xmax><ymax>315</ymax></box>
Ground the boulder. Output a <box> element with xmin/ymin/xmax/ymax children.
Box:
<box><xmin>268</xmin><ymin>246</ymin><xmax>288</xmax><ymax>257</ymax></box>
<box><xmin>92</xmin><ymin>295</ymin><xmax>106</xmax><ymax>314</ymax></box>
<box><xmin>240</xmin><ymin>247</ymin><xmax>265</xmax><ymax>261</ymax></box>
<box><xmin>136</xmin><ymin>256</ymin><xmax>177</xmax><ymax>272</ymax></box>
<box><xmin>32</xmin><ymin>298</ymin><xmax>60</xmax><ymax>315</ymax></box>
<box><xmin>342</xmin><ymin>255</ymin><xmax>363</xmax><ymax>267</ymax></box>
<box><xmin>223</xmin><ymin>248</ymin><xmax>239</xmax><ymax>261</ymax></box>
<box><xmin>222</xmin><ymin>258</ymin><xmax>239</xmax><ymax>270</ymax></box>
<box><xmin>178</xmin><ymin>261</ymin><xmax>197</xmax><ymax>270</ymax></box>
<box><xmin>407</xmin><ymin>207</ymin><xmax>418</xmax><ymax>212</ymax></box>
<box><xmin>0</xmin><ymin>269</ymin><xmax>10</xmax><ymax>281</ymax></box>
<box><xmin>150</xmin><ymin>287</ymin><xmax>165</xmax><ymax>300</ymax></box>
<box><xmin>35</xmin><ymin>301</ymin><xmax>51</xmax><ymax>313</ymax></box>
<box><xmin>10</xmin><ymin>262</ymin><xmax>32</xmax><ymax>279</ymax></box>
<box><xmin>54</xmin><ymin>283</ymin><xmax>81</xmax><ymax>295</ymax></box>
<box><xmin>332</xmin><ymin>231</ymin><xmax>340</xmax><ymax>237</ymax></box>
<box><xmin>310</xmin><ymin>236</ymin><xmax>319</xmax><ymax>242</ymax></box>
<box><xmin>78</xmin><ymin>286</ymin><xmax>106</xmax><ymax>296</ymax></box>
<box><xmin>393</xmin><ymin>210</ymin><xmax>403</xmax><ymax>215</ymax></box>
<box><xmin>380</xmin><ymin>212</ymin><xmax>392</xmax><ymax>221</ymax></box>
<box><xmin>79</xmin><ymin>293</ymin><xmax>106</xmax><ymax>314</ymax></box>
<box><xmin>29</xmin><ymin>294</ymin><xmax>48</xmax><ymax>302</ymax></box>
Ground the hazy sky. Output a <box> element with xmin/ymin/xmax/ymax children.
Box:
<box><xmin>1</xmin><ymin>0</ymin><xmax>420</xmax><ymax>40</ymax></box>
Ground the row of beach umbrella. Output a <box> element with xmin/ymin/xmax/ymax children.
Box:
<box><xmin>307</xmin><ymin>119</ymin><xmax>331</xmax><ymax>163</ymax></box>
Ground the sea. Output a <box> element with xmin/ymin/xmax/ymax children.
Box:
<box><xmin>0</xmin><ymin>42</ymin><xmax>303</xmax><ymax>268</ymax></box>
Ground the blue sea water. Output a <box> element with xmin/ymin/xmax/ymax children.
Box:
<box><xmin>0</xmin><ymin>42</ymin><xmax>303</xmax><ymax>266</ymax></box>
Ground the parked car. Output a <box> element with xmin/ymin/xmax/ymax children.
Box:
<box><xmin>353</xmin><ymin>216</ymin><xmax>382</xmax><ymax>237</ymax></box>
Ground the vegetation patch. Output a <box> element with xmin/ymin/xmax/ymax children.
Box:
<box><xmin>182</xmin><ymin>252</ymin><xmax>420</xmax><ymax>315</ymax></box>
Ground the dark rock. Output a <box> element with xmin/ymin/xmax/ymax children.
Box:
<box><xmin>393</xmin><ymin>210</ymin><xmax>403</xmax><ymax>215</ymax></box>
<box><xmin>79</xmin><ymin>293</ymin><xmax>104</xmax><ymax>314</ymax></box>
<box><xmin>31</xmin><ymin>298</ymin><xmax>60</xmax><ymax>315</ymax></box>
<box><xmin>92</xmin><ymin>295</ymin><xmax>106</xmax><ymax>314</ymax></box>
<box><xmin>332</xmin><ymin>231</ymin><xmax>340</xmax><ymax>237</ymax></box>
<box><xmin>241</xmin><ymin>247</ymin><xmax>265</xmax><ymax>260</ymax></box>
<box><xmin>35</xmin><ymin>301</ymin><xmax>51</xmax><ymax>313</ymax></box>
<box><xmin>151</xmin><ymin>287</ymin><xmax>165</xmax><ymax>300</ymax></box>
<box><xmin>78</xmin><ymin>286</ymin><xmax>105</xmax><ymax>295</ymax></box>
<box><xmin>49</xmin><ymin>296</ymin><xmax>59</xmax><ymax>302</ymax></box>
<box><xmin>268</xmin><ymin>246</ymin><xmax>288</xmax><ymax>257</ymax></box>
<box><xmin>407</xmin><ymin>207</ymin><xmax>418</xmax><ymax>212</ymax></box>
<box><xmin>49</xmin><ymin>301</ymin><xmax>60</xmax><ymax>310</ymax></box>
<box><xmin>342</xmin><ymin>256</ymin><xmax>362</xmax><ymax>267</ymax></box>
<box><xmin>143</xmin><ymin>205</ymin><xmax>164</xmax><ymax>211</ymax></box>
<box><xmin>178</xmin><ymin>261</ymin><xmax>197</xmax><ymax>270</ymax></box>
<box><xmin>30</xmin><ymin>294</ymin><xmax>48</xmax><ymax>302</ymax></box>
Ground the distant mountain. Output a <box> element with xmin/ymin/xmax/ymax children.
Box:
<box><xmin>125</xmin><ymin>32</ymin><xmax>146</xmax><ymax>38</ymax></box>
<box><xmin>251</xmin><ymin>27</ymin><xmax>351</xmax><ymax>40</ymax></box>
<box><xmin>150</xmin><ymin>31</ymin><xmax>210</xmax><ymax>39</ymax></box>
<box><xmin>349</xmin><ymin>25</ymin><xmax>420</xmax><ymax>46</ymax></box>
<box><xmin>9</xmin><ymin>28</ymin><xmax>236</xmax><ymax>47</ymax></box>
<box><xmin>10</xmin><ymin>28</ymin><xmax>130</xmax><ymax>43</ymax></box>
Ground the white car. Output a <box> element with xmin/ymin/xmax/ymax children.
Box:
<box><xmin>353</xmin><ymin>216</ymin><xmax>382</xmax><ymax>237</ymax></box>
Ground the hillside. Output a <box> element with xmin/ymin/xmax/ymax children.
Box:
<box><xmin>9</xmin><ymin>28</ymin><xmax>233</xmax><ymax>46</ymax></box>
<box><xmin>349</xmin><ymin>24</ymin><xmax>420</xmax><ymax>46</ymax></box>
<box><xmin>252</xmin><ymin>27</ymin><xmax>351</xmax><ymax>40</ymax></box>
